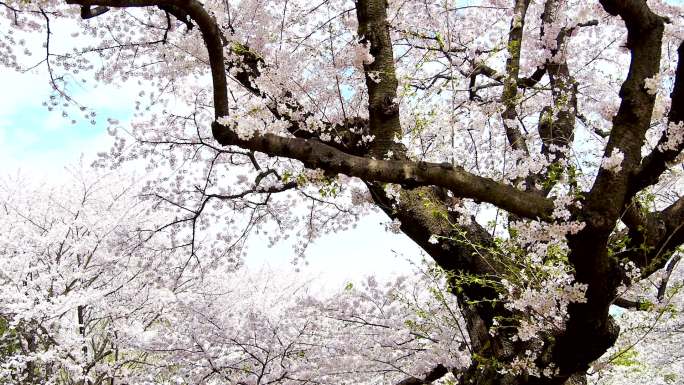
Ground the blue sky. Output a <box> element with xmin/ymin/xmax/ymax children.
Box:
<box><xmin>0</xmin><ymin>66</ymin><xmax>136</xmax><ymax>178</ymax></box>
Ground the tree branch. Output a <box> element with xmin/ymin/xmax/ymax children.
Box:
<box><xmin>211</xmin><ymin>122</ymin><xmax>554</xmax><ymax>220</ymax></box>
<box><xmin>657</xmin><ymin>253</ymin><xmax>682</xmax><ymax>301</ymax></box>
<box><xmin>585</xmin><ymin>0</ymin><xmax>665</xmax><ymax>224</ymax></box>
<box><xmin>617</xmin><ymin>196</ymin><xmax>684</xmax><ymax>278</ymax></box>
<box><xmin>500</xmin><ymin>0</ymin><xmax>531</xmax><ymax>155</ymax></box>
<box><xmin>356</xmin><ymin>0</ymin><xmax>402</xmax><ymax>158</ymax></box>
<box><xmin>67</xmin><ymin>0</ymin><xmax>229</xmax><ymax>118</ymax></box>
<box><xmin>529</xmin><ymin>0</ymin><xmax>583</xmax><ymax>195</ymax></box>
<box><xmin>539</xmin><ymin>0</ymin><xmax>579</xmax><ymax>162</ymax></box>
<box><xmin>613</xmin><ymin>297</ymin><xmax>644</xmax><ymax>310</ymax></box>
<box><xmin>632</xmin><ymin>41</ymin><xmax>684</xmax><ymax>194</ymax></box>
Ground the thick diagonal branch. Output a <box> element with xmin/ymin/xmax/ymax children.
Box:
<box><xmin>211</xmin><ymin>122</ymin><xmax>554</xmax><ymax>220</ymax></box>
<box><xmin>585</xmin><ymin>0</ymin><xmax>665</xmax><ymax>223</ymax></box>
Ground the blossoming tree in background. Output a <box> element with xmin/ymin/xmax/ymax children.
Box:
<box><xmin>0</xmin><ymin>174</ymin><xmax>479</xmax><ymax>384</ymax></box>
<box><xmin>1</xmin><ymin>0</ymin><xmax>684</xmax><ymax>384</ymax></box>
<box><xmin>0</xmin><ymin>171</ymin><xmax>192</xmax><ymax>384</ymax></box>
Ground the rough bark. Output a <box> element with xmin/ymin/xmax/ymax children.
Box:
<box><xmin>356</xmin><ymin>0</ymin><xmax>402</xmax><ymax>158</ymax></box>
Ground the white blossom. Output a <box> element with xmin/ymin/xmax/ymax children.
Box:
<box><xmin>601</xmin><ymin>148</ymin><xmax>625</xmax><ymax>173</ymax></box>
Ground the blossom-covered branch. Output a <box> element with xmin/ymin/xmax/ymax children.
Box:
<box><xmin>210</xmin><ymin>122</ymin><xmax>554</xmax><ymax>220</ymax></box>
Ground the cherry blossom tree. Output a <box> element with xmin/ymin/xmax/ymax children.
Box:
<box><xmin>0</xmin><ymin>171</ymin><xmax>230</xmax><ymax>385</ymax></box>
<box><xmin>0</xmin><ymin>175</ymin><xmax>172</xmax><ymax>384</ymax></box>
<box><xmin>1</xmin><ymin>0</ymin><xmax>684</xmax><ymax>384</ymax></box>
<box><xmin>0</xmin><ymin>174</ymin><xmax>474</xmax><ymax>385</ymax></box>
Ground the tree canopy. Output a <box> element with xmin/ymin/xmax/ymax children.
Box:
<box><xmin>1</xmin><ymin>0</ymin><xmax>683</xmax><ymax>385</ymax></box>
